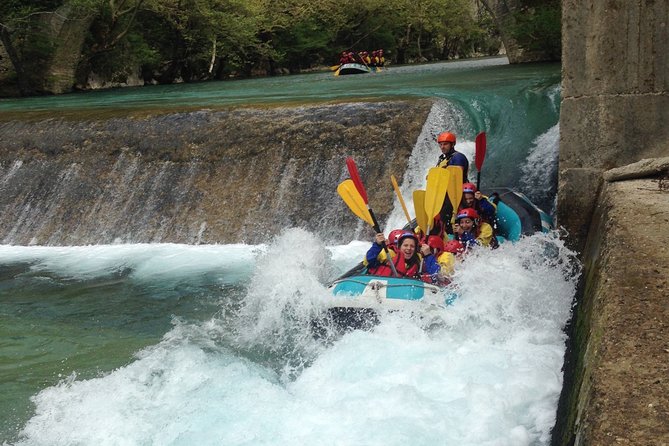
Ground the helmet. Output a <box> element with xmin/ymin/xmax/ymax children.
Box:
<box><xmin>437</xmin><ymin>132</ymin><xmax>456</xmax><ymax>144</ymax></box>
<box><xmin>397</xmin><ymin>231</ymin><xmax>419</xmax><ymax>248</ymax></box>
<box><xmin>462</xmin><ymin>182</ymin><xmax>477</xmax><ymax>194</ymax></box>
<box><xmin>456</xmin><ymin>207</ymin><xmax>479</xmax><ymax>222</ymax></box>
<box><xmin>387</xmin><ymin>229</ymin><xmax>404</xmax><ymax>246</ymax></box>
<box><xmin>444</xmin><ymin>240</ymin><xmax>465</xmax><ymax>254</ymax></box>
<box><xmin>427</xmin><ymin>235</ymin><xmax>445</xmax><ymax>253</ymax></box>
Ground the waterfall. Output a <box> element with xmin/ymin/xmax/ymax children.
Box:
<box><xmin>0</xmin><ymin>100</ymin><xmax>432</xmax><ymax>245</ymax></box>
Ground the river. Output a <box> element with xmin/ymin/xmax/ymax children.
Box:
<box><xmin>0</xmin><ymin>57</ymin><xmax>577</xmax><ymax>445</ymax></box>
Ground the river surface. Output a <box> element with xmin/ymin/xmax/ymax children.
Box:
<box><xmin>0</xmin><ymin>57</ymin><xmax>577</xmax><ymax>445</ymax></box>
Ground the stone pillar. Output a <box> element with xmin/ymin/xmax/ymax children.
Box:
<box><xmin>558</xmin><ymin>0</ymin><xmax>669</xmax><ymax>252</ymax></box>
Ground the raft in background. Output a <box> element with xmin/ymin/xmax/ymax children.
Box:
<box><xmin>336</xmin><ymin>63</ymin><xmax>372</xmax><ymax>75</ymax></box>
<box><xmin>322</xmin><ymin>187</ymin><xmax>554</xmax><ymax>331</ymax></box>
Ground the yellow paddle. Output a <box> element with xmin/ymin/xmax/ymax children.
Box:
<box><xmin>446</xmin><ymin>166</ymin><xmax>463</xmax><ymax>217</ymax></box>
<box><xmin>343</xmin><ymin>157</ymin><xmax>399</xmax><ymax>277</ymax></box>
<box><xmin>413</xmin><ymin>190</ymin><xmax>428</xmax><ymax>235</ymax></box>
<box><xmin>330</xmin><ymin>64</ymin><xmax>341</xmax><ymax>71</ymax></box>
<box><xmin>391</xmin><ymin>175</ymin><xmax>412</xmax><ymax>225</ymax></box>
<box><xmin>337</xmin><ymin>179</ymin><xmax>373</xmax><ymax>226</ymax></box>
<box><xmin>424</xmin><ymin>167</ymin><xmax>450</xmax><ymax>234</ymax></box>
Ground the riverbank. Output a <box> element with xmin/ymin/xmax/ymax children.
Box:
<box><xmin>553</xmin><ymin>164</ymin><xmax>669</xmax><ymax>445</ymax></box>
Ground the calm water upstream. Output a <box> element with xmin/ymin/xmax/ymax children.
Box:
<box><xmin>0</xmin><ymin>57</ymin><xmax>576</xmax><ymax>445</ymax></box>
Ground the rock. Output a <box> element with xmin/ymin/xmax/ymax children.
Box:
<box><xmin>603</xmin><ymin>157</ymin><xmax>669</xmax><ymax>182</ymax></box>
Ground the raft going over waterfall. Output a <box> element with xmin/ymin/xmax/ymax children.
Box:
<box><xmin>327</xmin><ymin>188</ymin><xmax>553</xmax><ymax>308</ymax></box>
<box><xmin>322</xmin><ymin>143</ymin><xmax>554</xmax><ymax>331</ymax></box>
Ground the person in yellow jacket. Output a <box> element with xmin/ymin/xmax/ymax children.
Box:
<box><xmin>453</xmin><ymin>208</ymin><xmax>493</xmax><ymax>248</ymax></box>
<box><xmin>425</xmin><ymin>236</ymin><xmax>465</xmax><ymax>284</ymax></box>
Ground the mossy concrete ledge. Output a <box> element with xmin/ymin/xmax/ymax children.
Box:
<box><xmin>552</xmin><ymin>171</ymin><xmax>669</xmax><ymax>445</ymax></box>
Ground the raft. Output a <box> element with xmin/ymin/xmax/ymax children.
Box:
<box><xmin>322</xmin><ymin>187</ymin><xmax>553</xmax><ymax>330</ymax></box>
<box><xmin>337</xmin><ymin>63</ymin><xmax>372</xmax><ymax>75</ymax></box>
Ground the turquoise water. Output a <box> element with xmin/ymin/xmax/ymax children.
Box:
<box><xmin>0</xmin><ymin>57</ymin><xmax>571</xmax><ymax>445</ymax></box>
<box><xmin>0</xmin><ymin>56</ymin><xmax>561</xmax><ymax>207</ymax></box>
<box><xmin>0</xmin><ymin>57</ymin><xmax>557</xmax><ymax>114</ymax></box>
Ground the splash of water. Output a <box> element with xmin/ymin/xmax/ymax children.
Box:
<box><xmin>519</xmin><ymin>124</ymin><xmax>560</xmax><ymax>214</ymax></box>
<box><xmin>10</xmin><ymin>230</ymin><xmax>579</xmax><ymax>446</ymax></box>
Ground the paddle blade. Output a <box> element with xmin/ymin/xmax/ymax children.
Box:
<box><xmin>330</xmin><ymin>64</ymin><xmax>341</xmax><ymax>71</ymax></box>
<box><xmin>338</xmin><ymin>179</ymin><xmax>373</xmax><ymax>226</ymax></box>
<box><xmin>413</xmin><ymin>190</ymin><xmax>428</xmax><ymax>234</ymax></box>
<box><xmin>446</xmin><ymin>166</ymin><xmax>463</xmax><ymax>211</ymax></box>
<box><xmin>424</xmin><ymin>167</ymin><xmax>449</xmax><ymax>220</ymax></box>
<box><xmin>475</xmin><ymin>132</ymin><xmax>487</xmax><ymax>171</ymax></box>
<box><xmin>345</xmin><ymin>157</ymin><xmax>368</xmax><ymax>203</ymax></box>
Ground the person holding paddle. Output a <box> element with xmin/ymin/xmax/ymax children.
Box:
<box><xmin>436</xmin><ymin>132</ymin><xmax>469</xmax><ymax>181</ymax></box>
<box><xmin>364</xmin><ymin>231</ymin><xmax>438</xmax><ymax>280</ymax></box>
<box><xmin>432</xmin><ymin>131</ymin><xmax>469</xmax><ymax>235</ymax></box>
<box><xmin>460</xmin><ymin>182</ymin><xmax>496</xmax><ymax>223</ymax></box>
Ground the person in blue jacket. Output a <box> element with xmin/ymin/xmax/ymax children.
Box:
<box><xmin>460</xmin><ymin>182</ymin><xmax>496</xmax><ymax>223</ymax></box>
<box><xmin>435</xmin><ymin>131</ymin><xmax>469</xmax><ymax>234</ymax></box>
<box><xmin>436</xmin><ymin>131</ymin><xmax>469</xmax><ymax>181</ymax></box>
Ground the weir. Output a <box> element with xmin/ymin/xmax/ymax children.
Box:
<box><xmin>0</xmin><ymin>101</ymin><xmax>432</xmax><ymax>245</ymax></box>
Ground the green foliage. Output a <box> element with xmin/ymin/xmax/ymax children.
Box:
<box><xmin>4</xmin><ymin>0</ymin><xmax>562</xmax><ymax>92</ymax></box>
<box><xmin>510</xmin><ymin>2</ymin><xmax>561</xmax><ymax>59</ymax></box>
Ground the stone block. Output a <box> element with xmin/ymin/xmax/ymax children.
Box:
<box><xmin>562</xmin><ymin>0</ymin><xmax>668</xmax><ymax>97</ymax></box>
<box><xmin>560</xmin><ymin>93</ymin><xmax>669</xmax><ymax>170</ymax></box>
<box><xmin>557</xmin><ymin>167</ymin><xmax>604</xmax><ymax>252</ymax></box>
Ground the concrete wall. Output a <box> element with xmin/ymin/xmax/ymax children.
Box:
<box><xmin>558</xmin><ymin>0</ymin><xmax>669</xmax><ymax>251</ymax></box>
<box><xmin>555</xmin><ymin>1</ymin><xmax>669</xmax><ymax>445</ymax></box>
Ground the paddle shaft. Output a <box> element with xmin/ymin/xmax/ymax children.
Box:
<box><xmin>368</xmin><ymin>207</ymin><xmax>400</xmax><ymax>278</ymax></box>
<box><xmin>346</xmin><ymin>157</ymin><xmax>398</xmax><ymax>277</ymax></box>
<box><xmin>391</xmin><ymin>175</ymin><xmax>412</xmax><ymax>225</ymax></box>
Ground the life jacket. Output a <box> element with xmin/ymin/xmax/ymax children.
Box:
<box><xmin>428</xmin><ymin>214</ymin><xmax>448</xmax><ymax>240</ymax></box>
<box><xmin>368</xmin><ymin>252</ymin><xmax>420</xmax><ymax>278</ymax></box>
<box><xmin>437</xmin><ymin>149</ymin><xmax>469</xmax><ymax>182</ymax></box>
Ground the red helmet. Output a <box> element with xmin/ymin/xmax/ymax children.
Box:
<box><xmin>444</xmin><ymin>240</ymin><xmax>465</xmax><ymax>254</ymax></box>
<box><xmin>463</xmin><ymin>182</ymin><xmax>477</xmax><ymax>194</ymax></box>
<box><xmin>437</xmin><ymin>132</ymin><xmax>456</xmax><ymax>144</ymax></box>
<box><xmin>427</xmin><ymin>235</ymin><xmax>445</xmax><ymax>253</ymax></box>
<box><xmin>456</xmin><ymin>208</ymin><xmax>479</xmax><ymax>222</ymax></box>
<box><xmin>388</xmin><ymin>229</ymin><xmax>404</xmax><ymax>246</ymax></box>
<box><xmin>397</xmin><ymin>231</ymin><xmax>419</xmax><ymax>248</ymax></box>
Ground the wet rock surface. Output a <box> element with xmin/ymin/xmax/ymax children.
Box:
<box><xmin>0</xmin><ymin>100</ymin><xmax>432</xmax><ymax>245</ymax></box>
<box><xmin>554</xmin><ymin>177</ymin><xmax>669</xmax><ymax>446</ymax></box>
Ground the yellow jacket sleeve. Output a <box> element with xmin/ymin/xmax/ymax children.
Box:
<box><xmin>437</xmin><ymin>252</ymin><xmax>456</xmax><ymax>276</ymax></box>
<box><xmin>477</xmin><ymin>222</ymin><xmax>493</xmax><ymax>247</ymax></box>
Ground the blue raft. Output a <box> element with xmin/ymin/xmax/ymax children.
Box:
<box><xmin>337</xmin><ymin>63</ymin><xmax>372</xmax><ymax>75</ymax></box>
<box><xmin>324</xmin><ymin>188</ymin><xmax>553</xmax><ymax>328</ymax></box>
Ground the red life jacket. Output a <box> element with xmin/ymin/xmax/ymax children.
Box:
<box><xmin>368</xmin><ymin>252</ymin><xmax>420</xmax><ymax>278</ymax></box>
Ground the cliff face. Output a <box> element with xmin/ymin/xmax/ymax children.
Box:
<box><xmin>554</xmin><ymin>1</ymin><xmax>669</xmax><ymax>445</ymax></box>
<box><xmin>0</xmin><ymin>100</ymin><xmax>432</xmax><ymax>245</ymax></box>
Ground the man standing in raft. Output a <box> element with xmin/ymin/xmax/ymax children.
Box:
<box><xmin>435</xmin><ymin>131</ymin><xmax>469</xmax><ymax>180</ymax></box>
<box><xmin>435</xmin><ymin>131</ymin><xmax>469</xmax><ymax>234</ymax></box>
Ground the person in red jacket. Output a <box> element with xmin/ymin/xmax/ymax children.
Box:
<box><xmin>365</xmin><ymin>231</ymin><xmax>438</xmax><ymax>279</ymax></box>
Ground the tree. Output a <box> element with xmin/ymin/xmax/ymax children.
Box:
<box><xmin>0</xmin><ymin>0</ymin><xmax>145</xmax><ymax>95</ymax></box>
